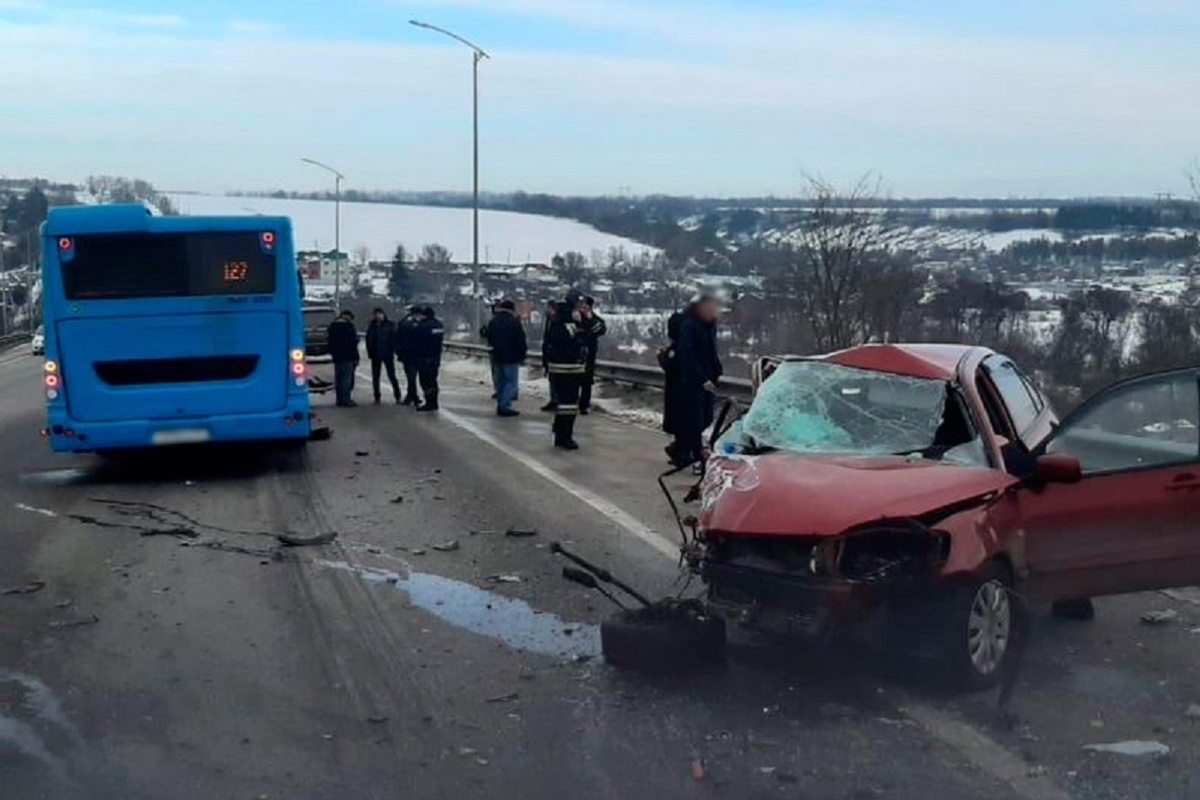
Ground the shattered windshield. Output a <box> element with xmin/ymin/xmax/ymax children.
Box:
<box><xmin>736</xmin><ymin>361</ymin><xmax>955</xmax><ymax>458</ymax></box>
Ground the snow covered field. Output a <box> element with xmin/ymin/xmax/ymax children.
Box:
<box><xmin>166</xmin><ymin>193</ymin><xmax>656</xmax><ymax>265</ymax></box>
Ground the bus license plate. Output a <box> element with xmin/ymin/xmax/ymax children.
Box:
<box><xmin>152</xmin><ymin>429</ymin><xmax>211</xmax><ymax>446</ymax></box>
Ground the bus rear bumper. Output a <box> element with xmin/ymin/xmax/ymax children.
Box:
<box><xmin>45</xmin><ymin>403</ymin><xmax>312</xmax><ymax>453</ymax></box>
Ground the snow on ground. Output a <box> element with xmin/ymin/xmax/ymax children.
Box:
<box><xmin>166</xmin><ymin>193</ymin><xmax>657</xmax><ymax>265</ymax></box>
<box><xmin>440</xmin><ymin>355</ymin><xmax>664</xmax><ymax>429</ymax></box>
<box><xmin>976</xmin><ymin>229</ymin><xmax>1064</xmax><ymax>251</ymax></box>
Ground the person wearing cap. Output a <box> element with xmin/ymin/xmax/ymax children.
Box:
<box><xmin>365</xmin><ymin>307</ymin><xmax>401</xmax><ymax>405</ymax></box>
<box><xmin>543</xmin><ymin>295</ymin><xmax>588</xmax><ymax>450</ymax></box>
<box><xmin>414</xmin><ymin>306</ymin><xmax>445</xmax><ymax>412</ymax></box>
<box><xmin>395</xmin><ymin>305</ymin><xmax>424</xmax><ymax>406</ymax></box>
<box><xmin>672</xmin><ymin>295</ymin><xmax>723</xmax><ymax>467</ymax></box>
<box><xmin>578</xmin><ymin>296</ymin><xmax>607</xmax><ymax>415</ymax></box>
<box><xmin>482</xmin><ymin>299</ymin><xmax>528</xmax><ymax>417</ymax></box>
<box><xmin>327</xmin><ymin>309</ymin><xmax>360</xmax><ymax>408</ymax></box>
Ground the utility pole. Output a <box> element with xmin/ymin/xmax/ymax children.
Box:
<box><xmin>301</xmin><ymin>158</ymin><xmax>346</xmax><ymax>310</ymax></box>
<box><xmin>410</xmin><ymin>19</ymin><xmax>490</xmax><ymax>335</ymax></box>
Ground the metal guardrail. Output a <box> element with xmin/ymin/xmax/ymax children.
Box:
<box><xmin>0</xmin><ymin>332</ymin><xmax>31</xmax><ymax>349</ymax></box>
<box><xmin>443</xmin><ymin>341</ymin><xmax>754</xmax><ymax>400</ymax></box>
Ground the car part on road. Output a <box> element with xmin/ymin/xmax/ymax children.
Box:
<box><xmin>552</xmin><ymin>541</ymin><xmax>727</xmax><ymax>673</ymax></box>
<box><xmin>600</xmin><ymin>600</ymin><xmax>726</xmax><ymax>674</ymax></box>
<box><xmin>1</xmin><ymin>580</ymin><xmax>46</xmax><ymax>596</ymax></box>
<box><xmin>551</xmin><ymin>541</ymin><xmax>652</xmax><ymax>608</ymax></box>
<box><xmin>276</xmin><ymin>531</ymin><xmax>338</xmax><ymax>547</ymax></box>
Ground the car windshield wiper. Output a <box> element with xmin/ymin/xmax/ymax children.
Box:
<box><xmin>741</xmin><ymin>435</ymin><xmax>775</xmax><ymax>455</ymax></box>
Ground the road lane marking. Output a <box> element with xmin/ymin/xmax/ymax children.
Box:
<box><xmin>435</xmin><ymin>405</ymin><xmax>678</xmax><ymax>560</ymax></box>
<box><xmin>14</xmin><ymin>503</ymin><xmax>59</xmax><ymax>518</ymax></box>
<box><xmin>0</xmin><ymin>354</ymin><xmax>31</xmax><ymax>369</ymax></box>
<box><xmin>355</xmin><ymin>369</ymin><xmax>1067</xmax><ymax>800</ymax></box>
<box><xmin>352</xmin><ymin>366</ymin><xmax>677</xmax><ymax>559</ymax></box>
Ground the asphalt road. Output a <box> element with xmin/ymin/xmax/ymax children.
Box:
<box><xmin>2</xmin><ymin>347</ymin><xmax>1198</xmax><ymax>800</ymax></box>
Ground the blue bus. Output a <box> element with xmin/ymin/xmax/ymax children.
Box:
<box><xmin>40</xmin><ymin>205</ymin><xmax>311</xmax><ymax>453</ymax></box>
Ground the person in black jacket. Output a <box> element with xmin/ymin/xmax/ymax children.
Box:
<box><xmin>544</xmin><ymin>297</ymin><xmax>588</xmax><ymax>450</ymax></box>
<box><xmin>578</xmin><ymin>296</ymin><xmax>607</xmax><ymax>415</ymax></box>
<box><xmin>365</xmin><ymin>308</ymin><xmax>401</xmax><ymax>405</ymax></box>
<box><xmin>482</xmin><ymin>299</ymin><xmax>528</xmax><ymax>417</ymax></box>
<box><xmin>414</xmin><ymin>306</ymin><xmax>445</xmax><ymax>412</ymax></box>
<box><xmin>327</xmin><ymin>310</ymin><xmax>360</xmax><ymax>408</ymax></box>
<box><xmin>659</xmin><ymin>308</ymin><xmax>685</xmax><ymax>461</ymax></box>
<box><xmin>394</xmin><ymin>305</ymin><xmax>424</xmax><ymax>406</ymax></box>
<box><xmin>672</xmin><ymin>296</ymin><xmax>723</xmax><ymax>467</ymax></box>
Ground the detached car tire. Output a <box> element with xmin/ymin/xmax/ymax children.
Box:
<box><xmin>601</xmin><ymin>600</ymin><xmax>726</xmax><ymax>674</ymax></box>
<box><xmin>940</xmin><ymin>562</ymin><xmax>1018</xmax><ymax>691</ymax></box>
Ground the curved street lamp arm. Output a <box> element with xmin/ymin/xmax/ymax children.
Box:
<box><xmin>409</xmin><ymin>19</ymin><xmax>490</xmax><ymax>58</ymax></box>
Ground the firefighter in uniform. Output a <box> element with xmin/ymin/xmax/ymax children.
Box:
<box><xmin>415</xmin><ymin>306</ymin><xmax>445</xmax><ymax>412</ymax></box>
<box><xmin>544</xmin><ymin>297</ymin><xmax>588</xmax><ymax>450</ymax></box>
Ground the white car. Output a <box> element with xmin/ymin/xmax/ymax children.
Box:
<box><xmin>30</xmin><ymin>326</ymin><xmax>45</xmax><ymax>356</ymax></box>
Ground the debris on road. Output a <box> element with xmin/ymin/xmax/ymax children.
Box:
<box><xmin>1083</xmin><ymin>740</ymin><xmax>1171</xmax><ymax>757</ymax></box>
<box><xmin>485</xmin><ymin>575</ymin><xmax>522</xmax><ymax>584</ymax></box>
<box><xmin>355</xmin><ymin>450</ymin><xmax>370</xmax><ymax>457</ymax></box>
<box><xmin>457</xmin><ymin>747</ymin><xmax>477</xmax><ymax>757</ymax></box>
<box><xmin>390</xmin><ymin>495</ymin><xmax>405</xmax><ymax>504</ymax></box>
<box><xmin>1</xmin><ymin>580</ymin><xmax>46</xmax><ymax>596</ymax></box>
<box><xmin>431</xmin><ymin>540</ymin><xmax>461</xmax><ymax>552</ymax></box>
<box><xmin>486</xmin><ymin>692</ymin><xmax>520</xmax><ymax>704</ymax></box>
<box><xmin>140</xmin><ymin>526</ymin><xmax>199</xmax><ymax>539</ymax></box>
<box><xmin>505</xmin><ymin>528</ymin><xmax>538</xmax><ymax>538</ymax></box>
<box><xmin>367</xmin><ymin>715</ymin><xmax>390</xmax><ymax>724</ymax></box>
<box><xmin>49</xmin><ymin>613</ymin><xmax>100</xmax><ymax>629</ymax></box>
<box><xmin>1141</xmin><ymin>609</ymin><xmax>1179</xmax><ymax>625</ymax></box>
<box><xmin>14</xmin><ymin>503</ymin><xmax>58</xmax><ymax>518</ymax></box>
<box><xmin>1185</xmin><ymin>704</ymin><xmax>1200</xmax><ymax>721</ymax></box>
<box><xmin>691</xmin><ymin>758</ymin><xmax>705</xmax><ymax>781</ymax></box>
<box><xmin>410</xmin><ymin>548</ymin><xmax>427</xmax><ymax>556</ymax></box>
<box><xmin>277</xmin><ymin>531</ymin><xmax>338</xmax><ymax>547</ymax></box>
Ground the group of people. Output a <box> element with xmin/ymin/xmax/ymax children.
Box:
<box><xmin>480</xmin><ymin>293</ymin><xmax>606</xmax><ymax>451</ymax></box>
<box><xmin>324</xmin><ymin>293</ymin><xmax>720</xmax><ymax>467</ymax></box>
<box><xmin>326</xmin><ymin>306</ymin><xmax>445</xmax><ymax>410</ymax></box>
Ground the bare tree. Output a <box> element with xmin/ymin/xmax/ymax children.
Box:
<box><xmin>783</xmin><ymin>174</ymin><xmax>970</xmax><ymax>351</ymax></box>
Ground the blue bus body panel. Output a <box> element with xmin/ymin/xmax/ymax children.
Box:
<box><xmin>41</xmin><ymin>205</ymin><xmax>310</xmax><ymax>452</ymax></box>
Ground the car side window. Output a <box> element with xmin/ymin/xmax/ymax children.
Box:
<box><xmin>982</xmin><ymin>357</ymin><xmax>1042</xmax><ymax>445</ymax></box>
<box><xmin>1047</xmin><ymin>371</ymin><xmax>1200</xmax><ymax>474</ymax></box>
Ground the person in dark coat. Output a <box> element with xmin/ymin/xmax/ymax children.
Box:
<box><xmin>394</xmin><ymin>305</ymin><xmax>424</xmax><ymax>406</ymax></box>
<box><xmin>482</xmin><ymin>299</ymin><xmax>528</xmax><ymax>417</ymax></box>
<box><xmin>365</xmin><ymin>308</ymin><xmax>401</xmax><ymax>405</ymax></box>
<box><xmin>671</xmin><ymin>296</ymin><xmax>723</xmax><ymax>467</ymax></box>
<box><xmin>659</xmin><ymin>308</ymin><xmax>685</xmax><ymax>459</ymax></box>
<box><xmin>543</xmin><ymin>297</ymin><xmax>588</xmax><ymax>450</ymax></box>
<box><xmin>578</xmin><ymin>296</ymin><xmax>607</xmax><ymax>415</ymax></box>
<box><xmin>414</xmin><ymin>306</ymin><xmax>445</xmax><ymax>412</ymax></box>
<box><xmin>327</xmin><ymin>310</ymin><xmax>360</xmax><ymax>408</ymax></box>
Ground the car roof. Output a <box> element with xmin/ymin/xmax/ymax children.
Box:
<box><xmin>820</xmin><ymin>343</ymin><xmax>990</xmax><ymax>381</ymax></box>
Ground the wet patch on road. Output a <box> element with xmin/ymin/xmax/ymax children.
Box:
<box><xmin>320</xmin><ymin>559</ymin><xmax>603</xmax><ymax>660</ymax></box>
<box><xmin>0</xmin><ymin>668</ymin><xmax>82</xmax><ymax>774</ymax></box>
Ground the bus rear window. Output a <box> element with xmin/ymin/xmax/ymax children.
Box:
<box><xmin>63</xmin><ymin>231</ymin><xmax>276</xmax><ymax>299</ymax></box>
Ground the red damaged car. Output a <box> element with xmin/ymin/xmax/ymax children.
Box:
<box><xmin>698</xmin><ymin>344</ymin><xmax>1200</xmax><ymax>688</ymax></box>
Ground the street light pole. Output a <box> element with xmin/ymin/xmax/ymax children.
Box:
<box><xmin>410</xmin><ymin>19</ymin><xmax>490</xmax><ymax>336</ymax></box>
<box><xmin>301</xmin><ymin>157</ymin><xmax>347</xmax><ymax>310</ymax></box>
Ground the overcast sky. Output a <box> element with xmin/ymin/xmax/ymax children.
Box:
<box><xmin>2</xmin><ymin>0</ymin><xmax>1199</xmax><ymax>198</ymax></box>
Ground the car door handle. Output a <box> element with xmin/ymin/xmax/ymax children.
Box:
<box><xmin>1166</xmin><ymin>474</ymin><xmax>1200</xmax><ymax>491</ymax></box>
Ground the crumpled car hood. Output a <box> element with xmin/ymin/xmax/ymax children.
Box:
<box><xmin>699</xmin><ymin>452</ymin><xmax>1013</xmax><ymax>537</ymax></box>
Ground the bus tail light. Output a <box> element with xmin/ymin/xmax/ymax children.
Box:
<box><xmin>290</xmin><ymin>349</ymin><xmax>307</xmax><ymax>386</ymax></box>
<box><xmin>44</xmin><ymin>362</ymin><xmax>62</xmax><ymax>400</ymax></box>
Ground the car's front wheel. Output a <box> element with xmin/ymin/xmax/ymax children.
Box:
<box><xmin>941</xmin><ymin>563</ymin><xmax>1018</xmax><ymax>690</ymax></box>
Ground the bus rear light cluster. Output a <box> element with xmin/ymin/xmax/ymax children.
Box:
<box><xmin>290</xmin><ymin>348</ymin><xmax>307</xmax><ymax>386</ymax></box>
<box><xmin>44</xmin><ymin>362</ymin><xmax>61</xmax><ymax>400</ymax></box>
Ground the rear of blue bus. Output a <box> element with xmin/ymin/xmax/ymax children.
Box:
<box><xmin>40</xmin><ymin>205</ymin><xmax>311</xmax><ymax>453</ymax></box>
